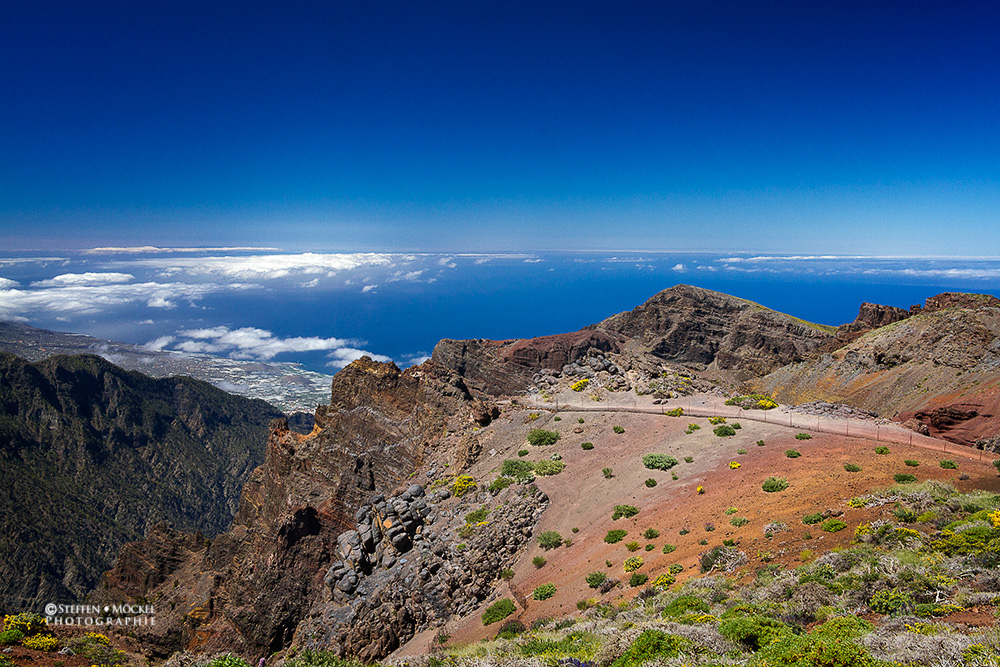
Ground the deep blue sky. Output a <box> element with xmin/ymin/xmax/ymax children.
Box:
<box><xmin>2</xmin><ymin>1</ymin><xmax>999</xmax><ymax>253</ymax></box>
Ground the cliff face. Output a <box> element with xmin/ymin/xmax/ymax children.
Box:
<box><xmin>595</xmin><ymin>284</ymin><xmax>836</xmax><ymax>380</ymax></box>
<box><xmin>94</xmin><ymin>357</ymin><xmax>472</xmax><ymax>658</ymax></box>
<box><xmin>0</xmin><ymin>352</ymin><xmax>281</xmax><ymax>610</ymax></box>
<box><xmin>757</xmin><ymin>294</ymin><xmax>1000</xmax><ymax>446</ymax></box>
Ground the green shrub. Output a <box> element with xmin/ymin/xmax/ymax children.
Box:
<box><xmin>628</xmin><ymin>572</ymin><xmax>648</xmax><ymax>587</ymax></box>
<box><xmin>532</xmin><ymin>555</ymin><xmax>547</xmax><ymax>568</ymax></box>
<box><xmin>713</xmin><ymin>425</ymin><xmax>736</xmax><ymax>437</ymax></box>
<box><xmin>205</xmin><ymin>656</ymin><xmax>251</xmax><ymax>667</ymax></box>
<box><xmin>662</xmin><ymin>595</ymin><xmax>709</xmax><ymax>618</ymax></box>
<box><xmin>612</xmin><ymin>504</ymin><xmax>640</xmax><ymax>520</ymax></box>
<box><xmin>894</xmin><ymin>473</ymin><xmax>917</xmax><ymax>483</ymax></box>
<box><xmin>626</xmin><ymin>541</ymin><xmax>640</xmax><ymax>552</ymax></box>
<box><xmin>795</xmin><ymin>432</ymin><xmax>812</xmax><ymax>440</ymax></box>
<box><xmin>644</xmin><ymin>478</ymin><xmax>657</xmax><ymax>488</ymax></box>
<box><xmin>813</xmin><ymin>615</ymin><xmax>874</xmax><ymax>639</ymax></box>
<box><xmin>2</xmin><ymin>613</ymin><xmax>48</xmax><ymax>637</ymax></box>
<box><xmin>821</xmin><ymin>519</ymin><xmax>847</xmax><ymax>533</ymax></box>
<box><xmin>602</xmin><ymin>467</ymin><xmax>613</xmax><ymax>479</ymax></box>
<box><xmin>665</xmin><ymin>407</ymin><xmax>684</xmax><ymax>417</ymax></box>
<box><xmin>585</xmin><ymin>572</ymin><xmax>607</xmax><ymax>588</ymax></box>
<box><xmin>481</xmin><ymin>599</ymin><xmax>516</xmax><ymax>625</ymax></box>
<box><xmin>610</xmin><ymin>630</ymin><xmax>693</xmax><ymax>667</ymax></box>
<box><xmin>685</xmin><ymin>424</ymin><xmax>700</xmax><ymax>433</ymax></box>
<box><xmin>581</xmin><ymin>441</ymin><xmax>594</xmax><ymax>450</ymax></box>
<box><xmin>465</xmin><ymin>507</ymin><xmax>490</xmax><ymax>524</ymax></box>
<box><xmin>869</xmin><ymin>589</ymin><xmax>911</xmax><ymax>614</ymax></box>
<box><xmin>0</xmin><ymin>629</ymin><xmax>23</xmax><ymax>646</ymax></box>
<box><xmin>875</xmin><ymin>446</ymin><xmax>890</xmax><ymax>454</ymax></box>
<box><xmin>904</xmin><ymin>459</ymin><xmax>920</xmax><ymax>467</ymax></box>
<box><xmin>537</xmin><ymin>530</ymin><xmax>563</xmax><ymax>550</ymax></box>
<box><xmin>623</xmin><ymin>556</ymin><xmax>644</xmax><ymax>572</ymax></box>
<box><xmin>643</xmin><ymin>453</ymin><xmax>679</xmax><ymax>470</ymax></box>
<box><xmin>496</xmin><ymin>619</ymin><xmax>525</xmax><ymax>639</ymax></box>
<box><xmin>532</xmin><ymin>460</ymin><xmax>565</xmax><ymax>476</ymax></box>
<box><xmin>753</xmin><ymin>634</ymin><xmax>881</xmax><ymax>667</ymax></box>
<box><xmin>756</xmin><ymin>439</ymin><xmax>765</xmax><ymax>446</ymax></box>
<box><xmin>785</xmin><ymin>449</ymin><xmax>801</xmax><ymax>458</ymax></box>
<box><xmin>502</xmin><ymin>459</ymin><xmax>534</xmax><ymax>477</ymax></box>
<box><xmin>644</xmin><ymin>544</ymin><xmax>654</xmax><ymax>551</ymax></box>
<box><xmin>613</xmin><ymin>425</ymin><xmax>625</xmax><ymax>434</ymax></box>
<box><xmin>708</xmin><ymin>416</ymin><xmax>726</xmax><ymax>425</ymax></box>
<box><xmin>604</xmin><ymin>529</ymin><xmax>628</xmax><ymax>544</ymax></box>
<box><xmin>737</xmin><ymin>448</ymin><xmax>747</xmax><ymax>454</ymax></box>
<box><xmin>643</xmin><ymin>528</ymin><xmax>660</xmax><ymax>539</ymax></box>
<box><xmin>940</xmin><ymin>459</ymin><xmax>958</xmax><ymax>469</ymax></box>
<box><xmin>719</xmin><ymin>615</ymin><xmax>793</xmax><ymax>650</ymax></box>
<box><xmin>500</xmin><ymin>568</ymin><xmax>515</xmax><ymax>580</ymax></box>
<box><xmin>532</xmin><ymin>583</ymin><xmax>556</xmax><ymax>600</ymax></box>
<box><xmin>802</xmin><ymin>513</ymin><xmax>822</xmax><ymax>525</ymax></box>
<box><xmin>487</xmin><ymin>477</ymin><xmax>514</xmax><ymax>493</ymax></box>
<box><xmin>683</xmin><ymin>456</ymin><xmax>694</xmax><ymax>463</ymax></box>
<box><xmin>662</xmin><ymin>543</ymin><xmax>677</xmax><ymax>554</ymax></box>
<box><xmin>844</xmin><ymin>463</ymin><xmax>861</xmax><ymax>472</ymax></box>
<box><xmin>527</xmin><ymin>429</ymin><xmax>560</xmax><ymax>446</ymax></box>
<box><xmin>762</xmin><ymin>477</ymin><xmax>788</xmax><ymax>492</ymax></box>
<box><xmin>730</xmin><ymin>516</ymin><xmax>749</xmax><ymax>527</ymax></box>
<box><xmin>554</xmin><ymin>416</ymin><xmax>561</xmax><ymax>421</ymax></box>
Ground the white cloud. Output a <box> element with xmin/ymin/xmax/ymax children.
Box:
<box><xmin>671</xmin><ymin>263</ymin><xmax>686</xmax><ymax>272</ymax></box>
<box><xmin>362</xmin><ymin>284</ymin><xmax>378</xmax><ymax>293</ymax></box>
<box><xmin>388</xmin><ymin>269</ymin><xmax>424</xmax><ymax>282</ymax></box>
<box><xmin>143</xmin><ymin>336</ymin><xmax>175</xmax><ymax>351</ymax></box>
<box><xmin>0</xmin><ymin>277</ymin><xmax>18</xmax><ymax>289</ymax></box>
<box><xmin>87</xmin><ymin>246</ymin><xmax>279</xmax><ymax>254</ymax></box>
<box><xmin>523</xmin><ymin>258</ymin><xmax>542</xmax><ymax>264</ymax></box>
<box><xmin>146</xmin><ymin>297</ymin><xmax>176</xmax><ymax>308</ymax></box>
<box><xmin>718</xmin><ymin>255</ymin><xmax>842</xmax><ymax>263</ymax></box>
<box><xmin>30</xmin><ymin>272</ymin><xmax>134</xmax><ymax>287</ymax></box>
<box><xmin>302</xmin><ymin>278</ymin><xmax>320</xmax><ymax>288</ymax></box>
<box><xmin>400</xmin><ymin>353</ymin><xmax>431</xmax><ymax>368</ymax></box>
<box><xmin>135</xmin><ymin>252</ymin><xmax>396</xmax><ymax>280</ymax></box>
<box><xmin>326</xmin><ymin>347</ymin><xmax>393</xmax><ymax>369</ymax></box>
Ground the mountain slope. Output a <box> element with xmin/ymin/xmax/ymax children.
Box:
<box><xmin>755</xmin><ymin>294</ymin><xmax>1000</xmax><ymax>445</ymax></box>
<box><xmin>0</xmin><ymin>352</ymin><xmax>283</xmax><ymax>609</ymax></box>
<box><xmin>595</xmin><ymin>284</ymin><xmax>836</xmax><ymax>380</ymax></box>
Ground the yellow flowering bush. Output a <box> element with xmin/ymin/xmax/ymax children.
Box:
<box><xmin>988</xmin><ymin>509</ymin><xmax>1000</xmax><ymax>528</ymax></box>
<box><xmin>84</xmin><ymin>633</ymin><xmax>110</xmax><ymax>646</ymax></box>
<box><xmin>22</xmin><ymin>634</ymin><xmax>58</xmax><ymax>652</ymax></box>
<box><xmin>3</xmin><ymin>613</ymin><xmax>47</xmax><ymax>637</ymax></box>
<box><xmin>652</xmin><ymin>573</ymin><xmax>676</xmax><ymax>588</ymax></box>
<box><xmin>623</xmin><ymin>556</ymin><xmax>644</xmax><ymax>572</ymax></box>
<box><xmin>571</xmin><ymin>379</ymin><xmax>590</xmax><ymax>391</ymax></box>
<box><xmin>696</xmin><ymin>485</ymin><xmax>704</xmax><ymax>494</ymax></box>
<box><xmin>729</xmin><ymin>461</ymin><xmax>741</xmax><ymax>469</ymax></box>
<box><xmin>452</xmin><ymin>475</ymin><xmax>477</xmax><ymax>497</ymax></box>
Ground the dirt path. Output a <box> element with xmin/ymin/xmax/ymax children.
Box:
<box><xmin>521</xmin><ymin>390</ymin><xmax>990</xmax><ymax>463</ymax></box>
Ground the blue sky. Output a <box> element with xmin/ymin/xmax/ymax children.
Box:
<box><xmin>2</xmin><ymin>1</ymin><xmax>999</xmax><ymax>253</ymax></box>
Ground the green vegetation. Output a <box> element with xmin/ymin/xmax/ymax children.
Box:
<box><xmin>585</xmin><ymin>572</ymin><xmax>606</xmax><ymax>588</ymax></box>
<box><xmin>844</xmin><ymin>463</ymin><xmax>861</xmax><ymax>472</ymax></box>
<box><xmin>628</xmin><ymin>572</ymin><xmax>649</xmax><ymax>587</ymax></box>
<box><xmin>602</xmin><ymin>467</ymin><xmax>614</xmax><ymax>479</ymax></box>
<box><xmin>665</xmin><ymin>407</ymin><xmax>684</xmax><ymax>417</ymax></box>
<box><xmin>713</xmin><ymin>424</ymin><xmax>736</xmax><ymax>437</ymax></box>
<box><xmin>532</xmin><ymin>583</ymin><xmax>556</xmax><ymax>600</ymax></box>
<box><xmin>894</xmin><ymin>473</ymin><xmax>917</xmax><ymax>483</ymax></box>
<box><xmin>662</xmin><ymin>595</ymin><xmax>709</xmax><ymax>617</ymax></box>
<box><xmin>580</xmin><ymin>441</ymin><xmax>594</xmax><ymax>450</ymax></box>
<box><xmin>518</xmin><ymin>449</ymin><xmax>529</xmax><ymax>457</ymax></box>
<box><xmin>821</xmin><ymin>519</ymin><xmax>847</xmax><ymax>532</ymax></box>
<box><xmin>940</xmin><ymin>459</ymin><xmax>958</xmax><ymax>469</ymax></box>
<box><xmin>613</xmin><ymin>425</ymin><xmax>625</xmax><ymax>434</ymax></box>
<box><xmin>685</xmin><ymin>424</ymin><xmax>700</xmax><ymax>434</ymax></box>
<box><xmin>643</xmin><ymin>527</ymin><xmax>660</xmax><ymax>539</ymax></box>
<box><xmin>625</xmin><ymin>541</ymin><xmax>640</xmax><ymax>552</ymax></box>
<box><xmin>481</xmin><ymin>599</ymin><xmax>516</xmax><ymax>625</ymax></box>
<box><xmin>642</xmin><ymin>453</ymin><xmax>678</xmax><ymax>470</ymax></box>
<box><xmin>756</xmin><ymin>439</ymin><xmax>765</xmax><ymax>446</ymax></box>
<box><xmin>662</xmin><ymin>543</ymin><xmax>676</xmax><ymax>554</ymax></box>
<box><xmin>527</xmin><ymin>429</ymin><xmax>561</xmax><ymax>446</ymax></box>
<box><xmin>612</xmin><ymin>504</ymin><xmax>639</xmax><ymax>520</ymax></box>
<box><xmin>730</xmin><ymin>516</ymin><xmax>749</xmax><ymax>527</ymax></box>
<box><xmin>683</xmin><ymin>456</ymin><xmax>694</xmax><ymax>463</ymax></box>
<box><xmin>644</xmin><ymin>478</ymin><xmax>657</xmax><ymax>487</ymax></box>
<box><xmin>538</xmin><ymin>530</ymin><xmax>564</xmax><ymax>550</ymax></box>
<box><xmin>487</xmin><ymin>477</ymin><xmax>514</xmax><ymax>494</ymax></box>
<box><xmin>795</xmin><ymin>432</ymin><xmax>812</xmax><ymax>440</ymax></box>
<box><xmin>875</xmin><ymin>446</ymin><xmax>890</xmax><ymax>454</ymax></box>
<box><xmin>785</xmin><ymin>449</ymin><xmax>801</xmax><ymax>458</ymax></box>
<box><xmin>904</xmin><ymin>459</ymin><xmax>920</xmax><ymax>466</ymax></box>
<box><xmin>802</xmin><ymin>513</ymin><xmax>822</xmax><ymax>525</ymax></box>
<box><xmin>762</xmin><ymin>477</ymin><xmax>788</xmax><ymax>492</ymax></box>
<box><xmin>604</xmin><ymin>529</ymin><xmax>628</xmax><ymax>544</ymax></box>
<box><xmin>725</xmin><ymin>394</ymin><xmax>778</xmax><ymax>410</ymax></box>
<box><xmin>610</xmin><ymin>630</ymin><xmax>692</xmax><ymax>667</ymax></box>
<box><xmin>532</xmin><ymin>555</ymin><xmax>547</xmax><ymax>568</ymax></box>
<box><xmin>205</xmin><ymin>656</ymin><xmax>252</xmax><ymax>667</ymax></box>
<box><xmin>708</xmin><ymin>416</ymin><xmax>726</xmax><ymax>425</ymax></box>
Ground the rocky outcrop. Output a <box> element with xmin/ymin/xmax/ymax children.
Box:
<box><xmin>93</xmin><ymin>357</ymin><xmax>468</xmax><ymax>659</ymax></box>
<box><xmin>836</xmin><ymin>302</ymin><xmax>911</xmax><ymax>343</ymax></box>
<box><xmin>595</xmin><ymin>284</ymin><xmax>836</xmax><ymax>380</ymax></box>
<box><xmin>0</xmin><ymin>352</ymin><xmax>281</xmax><ymax>610</ymax></box>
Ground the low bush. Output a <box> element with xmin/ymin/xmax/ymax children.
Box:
<box><xmin>644</xmin><ymin>543</ymin><xmax>654</xmax><ymax>551</ymax></box>
<box><xmin>730</xmin><ymin>516</ymin><xmax>749</xmax><ymax>527</ymax></box>
<box><xmin>537</xmin><ymin>530</ymin><xmax>563</xmax><ymax>550</ymax></box>
<box><xmin>643</xmin><ymin>453</ymin><xmax>679</xmax><ymax>470</ymax></box>
<box><xmin>662</xmin><ymin>543</ymin><xmax>677</xmax><ymax>553</ymax></box>
<box><xmin>719</xmin><ymin>615</ymin><xmax>792</xmax><ymax>651</ymax></box>
<box><xmin>644</xmin><ymin>478</ymin><xmax>657</xmax><ymax>487</ymax></box>
<box><xmin>518</xmin><ymin>449</ymin><xmax>529</xmax><ymax>457</ymax></box>
<box><xmin>604</xmin><ymin>529</ymin><xmax>628</xmax><ymax>544</ymax></box>
<box><xmin>532</xmin><ymin>460</ymin><xmax>565</xmax><ymax>476</ymax></box>
<box><xmin>496</xmin><ymin>619</ymin><xmax>525</xmax><ymax>638</ymax></box>
<box><xmin>802</xmin><ymin>513</ymin><xmax>822</xmax><ymax>525</ymax></box>
<box><xmin>527</xmin><ymin>429</ymin><xmax>560</xmax><ymax>446</ymax></box>
<box><xmin>585</xmin><ymin>572</ymin><xmax>607</xmax><ymax>588</ymax></box>
<box><xmin>613</xmin><ymin>425</ymin><xmax>625</xmax><ymax>434</ymax></box>
<box><xmin>875</xmin><ymin>446</ymin><xmax>890</xmax><ymax>454</ymax></box>
<box><xmin>869</xmin><ymin>589</ymin><xmax>911</xmax><ymax>614</ymax></box>
<box><xmin>821</xmin><ymin>519</ymin><xmax>847</xmax><ymax>533</ymax></box>
<box><xmin>894</xmin><ymin>473</ymin><xmax>917</xmax><ymax>483</ymax></box>
<box><xmin>754</xmin><ymin>634</ymin><xmax>880</xmax><ymax>667</ymax></box>
<box><xmin>762</xmin><ymin>477</ymin><xmax>788</xmax><ymax>492</ymax></box>
<box><xmin>612</xmin><ymin>504</ymin><xmax>640</xmax><ymax>520</ymax></box>
<box><xmin>844</xmin><ymin>463</ymin><xmax>862</xmax><ymax>472</ymax></box>
<box><xmin>940</xmin><ymin>459</ymin><xmax>958</xmax><ymax>469</ymax></box>
<box><xmin>904</xmin><ymin>459</ymin><xmax>920</xmax><ymax>467</ymax></box>
<box><xmin>481</xmin><ymin>599</ymin><xmax>516</xmax><ymax>625</ymax></box>
<box><xmin>708</xmin><ymin>416</ymin><xmax>726</xmax><ymax>425</ymax></box>
<box><xmin>628</xmin><ymin>572</ymin><xmax>649</xmax><ymax>587</ymax></box>
<box><xmin>785</xmin><ymin>449</ymin><xmax>801</xmax><ymax>458</ymax></box>
<box><xmin>662</xmin><ymin>595</ymin><xmax>709</xmax><ymax>617</ymax></box>
<box><xmin>581</xmin><ymin>441</ymin><xmax>594</xmax><ymax>450</ymax></box>
<box><xmin>610</xmin><ymin>630</ymin><xmax>693</xmax><ymax>667</ymax></box>
<box><xmin>532</xmin><ymin>555</ymin><xmax>547</xmax><ymax>568</ymax></box>
<box><xmin>683</xmin><ymin>456</ymin><xmax>694</xmax><ymax>463</ymax></box>
<box><xmin>643</xmin><ymin>527</ymin><xmax>660</xmax><ymax>539</ymax></box>
<box><xmin>665</xmin><ymin>407</ymin><xmax>684</xmax><ymax>417</ymax></box>
<box><xmin>602</xmin><ymin>467</ymin><xmax>613</xmax><ymax>479</ymax></box>
<box><xmin>756</xmin><ymin>439</ymin><xmax>766</xmax><ymax>446</ymax></box>
<box><xmin>452</xmin><ymin>475</ymin><xmax>476</xmax><ymax>497</ymax></box>
<box><xmin>626</xmin><ymin>541</ymin><xmax>640</xmax><ymax>552</ymax></box>
<box><xmin>714</xmin><ymin>425</ymin><xmax>736</xmax><ymax>437</ymax></box>
<box><xmin>21</xmin><ymin>635</ymin><xmax>58</xmax><ymax>652</ymax></box>
<box><xmin>0</xmin><ymin>629</ymin><xmax>23</xmax><ymax>646</ymax></box>
<box><xmin>623</xmin><ymin>556</ymin><xmax>644</xmax><ymax>572</ymax></box>
<box><xmin>795</xmin><ymin>433</ymin><xmax>812</xmax><ymax>440</ymax></box>
<box><xmin>3</xmin><ymin>613</ymin><xmax>48</xmax><ymax>637</ymax></box>
<box><xmin>812</xmin><ymin>615</ymin><xmax>874</xmax><ymax>639</ymax></box>
<box><xmin>532</xmin><ymin>583</ymin><xmax>556</xmax><ymax>600</ymax></box>
<box><xmin>487</xmin><ymin>477</ymin><xmax>514</xmax><ymax>494</ymax></box>
<box><xmin>571</xmin><ymin>379</ymin><xmax>590</xmax><ymax>392</ymax></box>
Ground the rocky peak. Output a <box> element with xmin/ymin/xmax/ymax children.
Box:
<box><xmin>835</xmin><ymin>302</ymin><xmax>911</xmax><ymax>342</ymax></box>
<box><xmin>923</xmin><ymin>292</ymin><xmax>1000</xmax><ymax>312</ymax></box>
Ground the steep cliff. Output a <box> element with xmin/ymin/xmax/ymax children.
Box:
<box><xmin>0</xmin><ymin>352</ymin><xmax>282</xmax><ymax>610</ymax></box>
<box><xmin>93</xmin><ymin>357</ymin><xmax>474</xmax><ymax>658</ymax></box>
<box><xmin>595</xmin><ymin>284</ymin><xmax>836</xmax><ymax>380</ymax></box>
